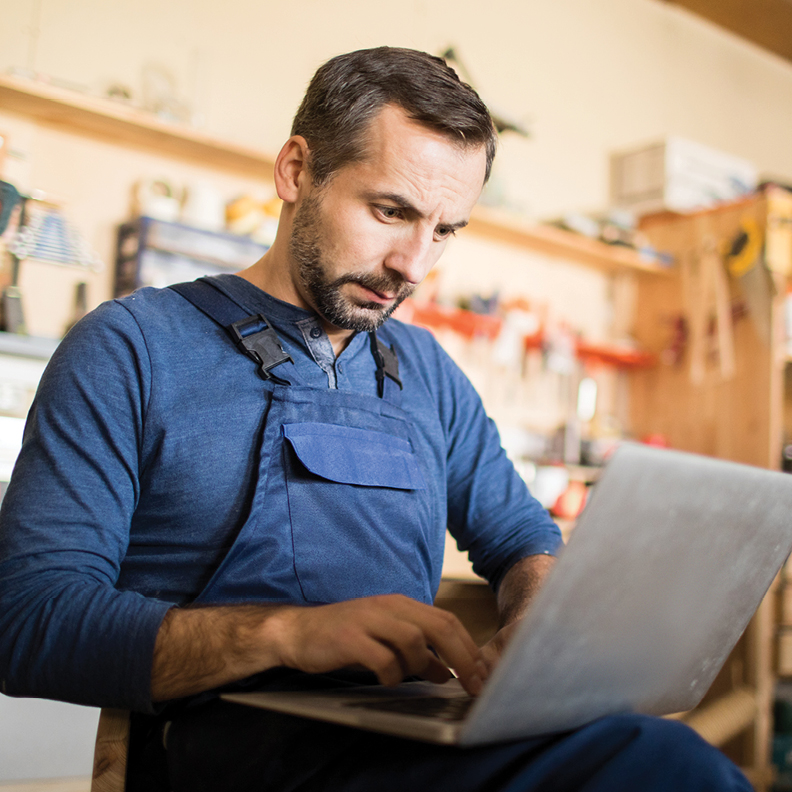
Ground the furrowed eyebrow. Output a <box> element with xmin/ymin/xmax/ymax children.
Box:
<box><xmin>365</xmin><ymin>192</ymin><xmax>469</xmax><ymax>231</ymax></box>
<box><xmin>367</xmin><ymin>191</ymin><xmax>415</xmax><ymax>210</ymax></box>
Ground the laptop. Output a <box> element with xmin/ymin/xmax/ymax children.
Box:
<box><xmin>223</xmin><ymin>442</ymin><xmax>792</xmax><ymax>745</ymax></box>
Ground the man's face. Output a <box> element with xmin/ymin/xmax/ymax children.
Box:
<box><xmin>288</xmin><ymin>105</ymin><xmax>488</xmax><ymax>334</ymax></box>
<box><xmin>289</xmin><ymin>192</ymin><xmax>414</xmax><ymax>332</ymax></box>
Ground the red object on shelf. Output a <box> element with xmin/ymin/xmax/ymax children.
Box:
<box><xmin>399</xmin><ymin>300</ymin><xmax>656</xmax><ymax>370</ymax></box>
<box><xmin>399</xmin><ymin>300</ymin><xmax>503</xmax><ymax>341</ymax></box>
<box><xmin>575</xmin><ymin>340</ymin><xmax>657</xmax><ymax>369</ymax></box>
<box><xmin>523</xmin><ymin>331</ymin><xmax>544</xmax><ymax>351</ymax></box>
<box><xmin>522</xmin><ymin>333</ymin><xmax>655</xmax><ymax>369</ymax></box>
<box><xmin>551</xmin><ymin>480</ymin><xmax>588</xmax><ymax>519</ymax></box>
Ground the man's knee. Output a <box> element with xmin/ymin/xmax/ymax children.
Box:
<box><xmin>592</xmin><ymin>714</ymin><xmax>752</xmax><ymax>790</ymax></box>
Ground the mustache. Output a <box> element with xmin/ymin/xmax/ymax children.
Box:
<box><xmin>333</xmin><ymin>272</ymin><xmax>413</xmax><ymax>298</ymax></box>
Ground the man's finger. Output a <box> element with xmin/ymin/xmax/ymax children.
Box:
<box><xmin>417</xmin><ymin>653</ymin><xmax>456</xmax><ymax>686</ymax></box>
<box><xmin>377</xmin><ymin>597</ymin><xmax>481</xmax><ymax>666</ymax></box>
<box><xmin>356</xmin><ymin>635</ymin><xmax>411</xmax><ymax>687</ymax></box>
<box><xmin>327</xmin><ymin>599</ymin><xmax>481</xmax><ymax>692</ymax></box>
<box><xmin>415</xmin><ymin>610</ymin><xmax>484</xmax><ymax>694</ymax></box>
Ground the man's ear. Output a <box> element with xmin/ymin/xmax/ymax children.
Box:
<box><xmin>274</xmin><ymin>136</ymin><xmax>311</xmax><ymax>204</ymax></box>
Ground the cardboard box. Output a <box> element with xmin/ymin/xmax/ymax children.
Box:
<box><xmin>610</xmin><ymin>136</ymin><xmax>757</xmax><ymax>216</ymax></box>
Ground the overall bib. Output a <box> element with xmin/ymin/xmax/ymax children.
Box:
<box><xmin>169</xmin><ymin>278</ymin><xmax>444</xmax><ymax>609</ymax></box>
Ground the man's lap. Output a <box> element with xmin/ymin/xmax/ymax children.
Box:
<box><xmin>129</xmin><ymin>697</ymin><xmax>751</xmax><ymax>792</ymax></box>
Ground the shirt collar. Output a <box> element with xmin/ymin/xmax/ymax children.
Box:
<box><xmin>209</xmin><ymin>273</ymin><xmax>317</xmax><ymax>325</ymax></box>
<box><xmin>207</xmin><ymin>274</ymin><xmax>369</xmax><ymax>378</ymax></box>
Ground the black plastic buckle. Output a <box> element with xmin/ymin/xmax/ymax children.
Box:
<box><xmin>230</xmin><ymin>314</ymin><xmax>294</xmax><ymax>385</ymax></box>
<box><xmin>369</xmin><ymin>332</ymin><xmax>402</xmax><ymax>398</ymax></box>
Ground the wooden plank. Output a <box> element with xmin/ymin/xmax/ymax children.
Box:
<box><xmin>664</xmin><ymin>0</ymin><xmax>792</xmax><ymax>65</ymax></box>
<box><xmin>91</xmin><ymin>709</ymin><xmax>129</xmax><ymax>792</ymax></box>
<box><xmin>681</xmin><ymin>686</ymin><xmax>757</xmax><ymax>747</ymax></box>
<box><xmin>0</xmin><ymin>74</ymin><xmax>276</xmax><ymax>181</ymax></box>
<box><xmin>742</xmin><ymin>589</ymin><xmax>779</xmax><ymax>786</ymax></box>
<box><xmin>0</xmin><ymin>780</ymin><xmax>90</xmax><ymax>792</ymax></box>
<box><xmin>468</xmin><ymin>206</ymin><xmax>674</xmax><ymax>276</ymax></box>
<box><xmin>631</xmin><ymin>193</ymin><xmax>779</xmax><ymax>467</ymax></box>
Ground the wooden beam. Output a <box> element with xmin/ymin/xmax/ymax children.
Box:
<box><xmin>662</xmin><ymin>0</ymin><xmax>792</xmax><ymax>64</ymax></box>
<box><xmin>681</xmin><ymin>687</ymin><xmax>757</xmax><ymax>746</ymax></box>
<box><xmin>468</xmin><ymin>206</ymin><xmax>673</xmax><ymax>276</ymax></box>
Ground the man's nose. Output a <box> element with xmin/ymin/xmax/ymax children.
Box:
<box><xmin>385</xmin><ymin>228</ymin><xmax>436</xmax><ymax>285</ymax></box>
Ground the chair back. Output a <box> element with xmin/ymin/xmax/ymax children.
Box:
<box><xmin>91</xmin><ymin>708</ymin><xmax>130</xmax><ymax>792</ymax></box>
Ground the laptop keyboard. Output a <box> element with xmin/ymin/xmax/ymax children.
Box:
<box><xmin>344</xmin><ymin>695</ymin><xmax>475</xmax><ymax>721</ymax></box>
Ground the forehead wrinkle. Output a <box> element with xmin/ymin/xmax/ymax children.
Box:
<box><xmin>357</xmin><ymin>107</ymin><xmax>482</xmax><ymax>184</ymax></box>
<box><xmin>334</xmin><ymin>108</ymin><xmax>485</xmax><ymax>228</ymax></box>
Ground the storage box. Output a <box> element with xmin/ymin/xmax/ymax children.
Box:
<box><xmin>114</xmin><ymin>216</ymin><xmax>269</xmax><ymax>297</ymax></box>
<box><xmin>610</xmin><ymin>136</ymin><xmax>758</xmax><ymax>216</ymax></box>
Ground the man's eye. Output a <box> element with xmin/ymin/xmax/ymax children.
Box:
<box><xmin>378</xmin><ymin>206</ymin><xmax>401</xmax><ymax>219</ymax></box>
<box><xmin>436</xmin><ymin>226</ymin><xmax>456</xmax><ymax>239</ymax></box>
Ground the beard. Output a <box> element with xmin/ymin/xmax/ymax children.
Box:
<box><xmin>289</xmin><ymin>194</ymin><xmax>415</xmax><ymax>333</ymax></box>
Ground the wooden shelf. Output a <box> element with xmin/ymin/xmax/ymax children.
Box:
<box><xmin>468</xmin><ymin>206</ymin><xmax>675</xmax><ymax>275</ymax></box>
<box><xmin>0</xmin><ymin>73</ymin><xmax>276</xmax><ymax>181</ymax></box>
<box><xmin>0</xmin><ymin>74</ymin><xmax>674</xmax><ymax>277</ymax></box>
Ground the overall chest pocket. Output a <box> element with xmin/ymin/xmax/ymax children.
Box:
<box><xmin>282</xmin><ymin>422</ymin><xmax>434</xmax><ymax>604</ymax></box>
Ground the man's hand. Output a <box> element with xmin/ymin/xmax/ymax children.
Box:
<box><xmin>273</xmin><ymin>595</ymin><xmax>486</xmax><ymax>694</ymax></box>
<box><xmin>151</xmin><ymin>594</ymin><xmax>486</xmax><ymax>702</ymax></box>
<box><xmin>479</xmin><ymin>554</ymin><xmax>556</xmax><ymax>674</ymax></box>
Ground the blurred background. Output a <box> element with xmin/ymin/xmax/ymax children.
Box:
<box><xmin>1</xmin><ymin>0</ymin><xmax>792</xmax><ymax>789</ymax></box>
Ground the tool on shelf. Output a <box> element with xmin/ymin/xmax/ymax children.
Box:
<box><xmin>726</xmin><ymin>216</ymin><xmax>773</xmax><ymax>347</ymax></box>
<box><xmin>1</xmin><ymin>181</ymin><xmax>25</xmax><ymax>334</ymax></box>
<box><xmin>683</xmin><ymin>236</ymin><xmax>735</xmax><ymax>384</ymax></box>
<box><xmin>1</xmin><ymin>189</ymin><xmax>103</xmax><ymax>334</ymax></box>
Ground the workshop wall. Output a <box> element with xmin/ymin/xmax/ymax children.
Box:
<box><xmin>1</xmin><ymin>0</ymin><xmax>791</xmax><ymax>337</ymax></box>
<box><xmin>2</xmin><ymin>0</ymin><xmax>791</xmax><ymax>222</ymax></box>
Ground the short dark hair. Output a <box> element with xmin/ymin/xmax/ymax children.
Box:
<box><xmin>291</xmin><ymin>47</ymin><xmax>497</xmax><ymax>186</ymax></box>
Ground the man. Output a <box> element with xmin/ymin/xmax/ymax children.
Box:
<box><xmin>0</xmin><ymin>47</ymin><xmax>749</xmax><ymax>790</ymax></box>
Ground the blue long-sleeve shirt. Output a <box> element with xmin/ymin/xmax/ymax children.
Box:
<box><xmin>0</xmin><ymin>275</ymin><xmax>562</xmax><ymax>712</ymax></box>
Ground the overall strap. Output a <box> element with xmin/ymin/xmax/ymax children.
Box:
<box><xmin>369</xmin><ymin>331</ymin><xmax>403</xmax><ymax>405</ymax></box>
<box><xmin>170</xmin><ymin>278</ymin><xmax>294</xmax><ymax>386</ymax></box>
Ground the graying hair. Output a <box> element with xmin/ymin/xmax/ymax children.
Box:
<box><xmin>291</xmin><ymin>47</ymin><xmax>497</xmax><ymax>186</ymax></box>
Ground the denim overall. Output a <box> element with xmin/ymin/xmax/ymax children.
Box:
<box><xmin>169</xmin><ymin>278</ymin><xmax>443</xmax><ymax>608</ymax></box>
